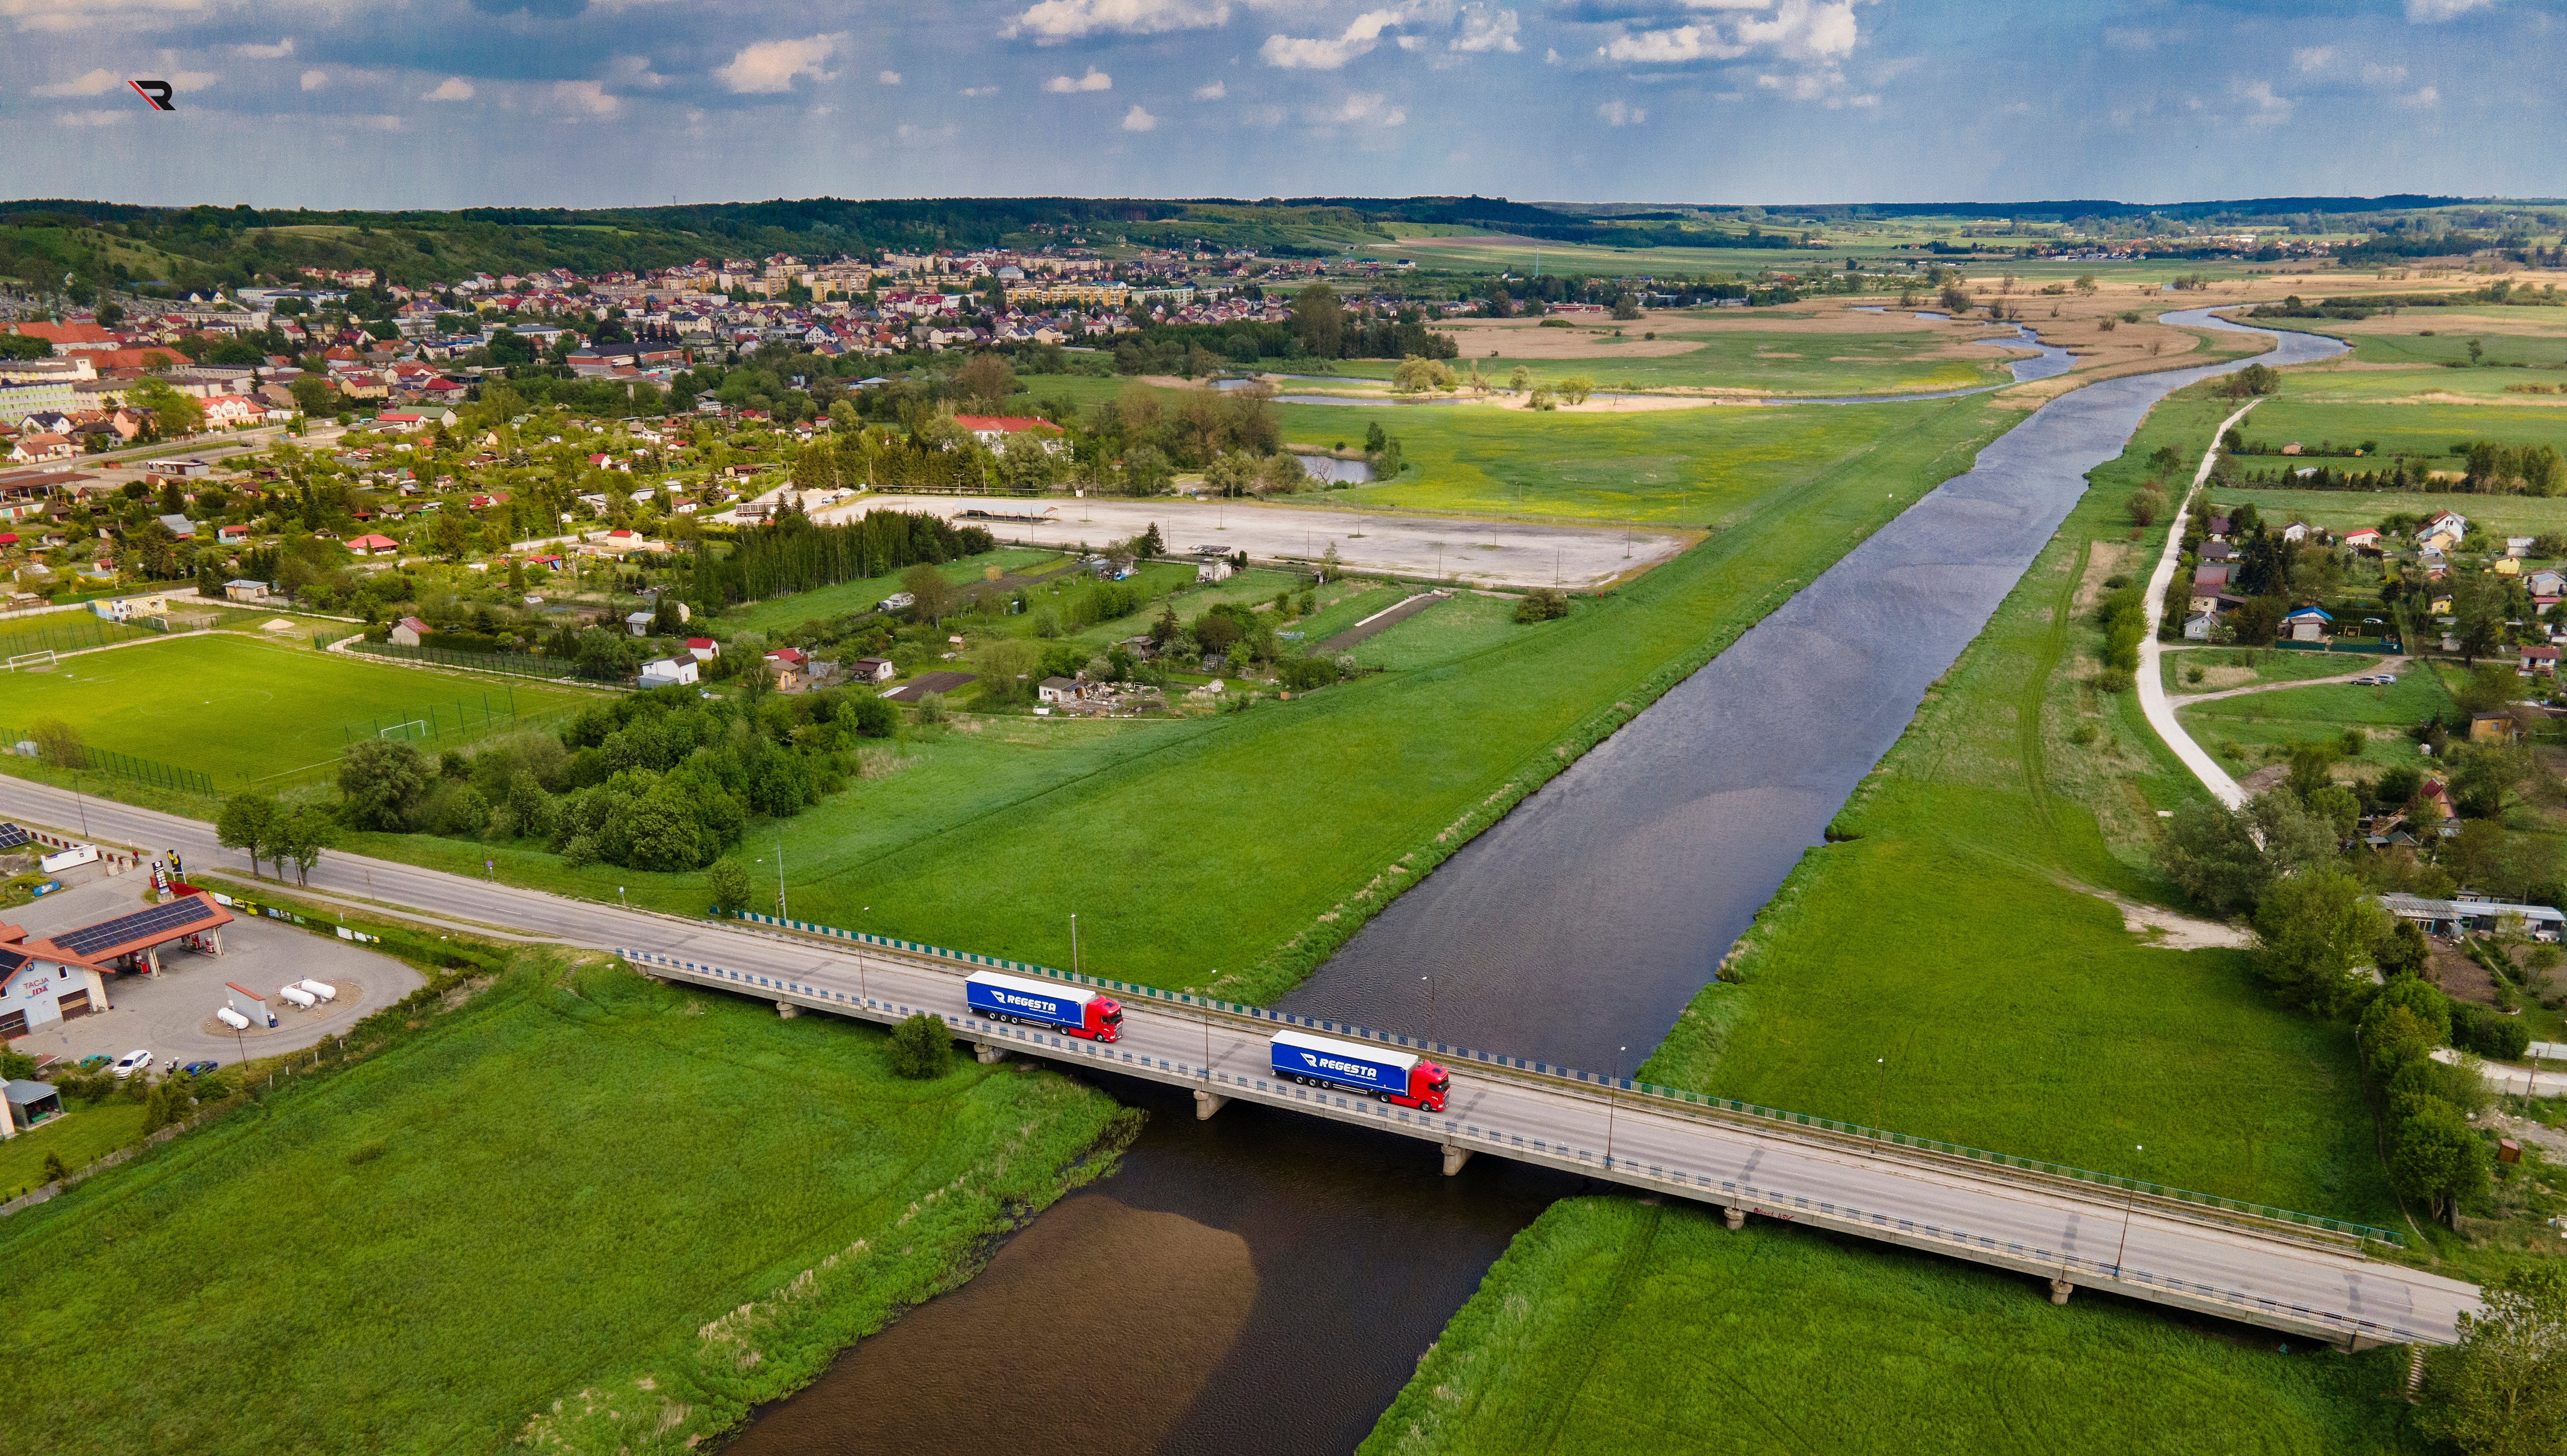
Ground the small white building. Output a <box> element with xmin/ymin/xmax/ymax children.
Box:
<box><xmin>638</xmin><ymin>657</ymin><xmax>699</xmax><ymax>688</ymax></box>
<box><xmin>1037</xmin><ymin>676</ymin><xmax>1085</xmax><ymax>704</ymax></box>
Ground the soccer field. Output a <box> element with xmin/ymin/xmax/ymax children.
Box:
<box><xmin>0</xmin><ymin>633</ymin><xmax>597</xmax><ymax>790</ymax></box>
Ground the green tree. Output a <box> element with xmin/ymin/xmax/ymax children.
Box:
<box><xmin>1290</xmin><ymin>283</ymin><xmax>1345</xmax><ymax>358</ymax></box>
<box><xmin>707</xmin><ymin>857</ymin><xmax>754</xmax><ymax>915</ymax></box>
<box><xmin>900</xmin><ymin>562</ymin><xmax>954</xmax><ymax>623</ymax></box>
<box><xmin>2157</xmin><ymin>801</ymin><xmax>2268</xmax><ymax>915</ymax></box>
<box><xmin>2423</xmin><ymin>1264</ymin><xmax>2567</xmax><ymax>1456</ymax></box>
<box><xmin>288</xmin><ymin>376</ymin><xmax>334</xmax><ymax>417</ymax></box>
<box><xmin>337</xmin><ymin>740</ymin><xmax>427</xmax><ymax>831</ymax></box>
<box><xmin>957</xmin><ymin>351</ymin><xmax>1017</xmax><ymax>406</ymax></box>
<box><xmin>650</xmin><ymin>592</ymin><xmax>685</xmax><ymax>635</ymax></box>
<box><xmin>127</xmin><ymin>376</ymin><xmax>203</xmax><ymax>436</ymax></box>
<box><xmin>2390</xmin><ymin>1096</ymin><xmax>2491</xmax><ymax>1225</ymax></box>
<box><xmin>1556</xmin><ymin>376</ymin><xmax>1596</xmax><ymax>405</ymax></box>
<box><xmin>2253</xmin><ymin>868</ymin><xmax>2389</xmax><ymax>1014</ymax></box>
<box><xmin>274</xmin><ymin>804</ymin><xmax>332</xmax><ymax>887</ymax></box>
<box><xmin>2376</xmin><ymin>918</ymin><xmax>2432</xmax><ymax>980</ymax></box>
<box><xmin>215</xmin><ymin>792</ymin><xmax>278</xmax><ymax>879</ymax></box>
<box><xmin>889</xmin><ymin>1012</ymin><xmax>953</xmax><ymax>1079</ymax></box>
<box><xmin>2125</xmin><ymin>488</ymin><xmax>2164</xmax><ymax>528</ymax></box>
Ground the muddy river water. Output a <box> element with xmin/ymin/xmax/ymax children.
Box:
<box><xmin>733</xmin><ymin>313</ymin><xmax>2342</xmax><ymax>1453</ymax></box>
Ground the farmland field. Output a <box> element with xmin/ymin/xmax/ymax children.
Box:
<box><xmin>718</xmin><ymin>546</ymin><xmax>1061</xmax><ymax>634</ymax></box>
<box><xmin>0</xmin><ymin>633</ymin><xmax>598</xmax><ymax>788</ymax></box>
<box><xmin>2207</xmin><ymin>484</ymin><xmax>2567</xmax><ymax>539</ymax></box>
<box><xmin>1361</xmin><ymin>1198</ymin><xmax>2414</xmax><ymax>1456</ymax></box>
<box><xmin>1328</xmin><ymin>326</ymin><xmax>2011</xmax><ymax>396</ymax></box>
<box><xmin>2179</xmin><ymin>661</ymin><xmax>2459</xmax><ymax>768</ymax></box>
<box><xmin>1643</xmin><ymin>390</ymin><xmax>2398</xmax><ymax>1216</ymax></box>
<box><xmin>0</xmin><ymin>951</ymin><xmax>1130</xmax><ymax>1456</ymax></box>
<box><xmin>350</xmin><ymin>395</ymin><xmax>2018</xmax><ymax>998</ymax></box>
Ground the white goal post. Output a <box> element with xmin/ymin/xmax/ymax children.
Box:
<box><xmin>4</xmin><ymin>649</ymin><xmax>56</xmax><ymax>672</ymax></box>
<box><xmin>377</xmin><ymin>719</ymin><xmax>431</xmax><ymax>741</ymax></box>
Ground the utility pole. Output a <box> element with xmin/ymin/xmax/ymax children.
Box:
<box><xmin>1070</xmin><ymin>912</ymin><xmax>1079</xmax><ymax>977</ymax></box>
<box><xmin>1422</xmin><ymin>973</ymin><xmax>1436</xmax><ymax>1045</ymax></box>
<box><xmin>774</xmin><ymin>832</ymin><xmax>788</xmax><ymax>920</ymax></box>
<box><xmin>2113</xmin><ymin>1145</ymin><xmax>2144</xmax><ymax>1276</ymax></box>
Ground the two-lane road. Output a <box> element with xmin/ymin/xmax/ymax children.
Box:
<box><xmin>0</xmin><ymin>776</ymin><xmax>2480</xmax><ymax>1346</ymax></box>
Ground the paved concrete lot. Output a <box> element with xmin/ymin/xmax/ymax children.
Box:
<box><xmin>831</xmin><ymin>494</ymin><xmax>1686</xmax><ymax>589</ymax></box>
<box><xmin>7</xmin><ymin>873</ymin><xmax>423</xmax><ymax>1072</ymax></box>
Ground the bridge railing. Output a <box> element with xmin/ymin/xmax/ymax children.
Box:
<box><xmin>726</xmin><ymin>909</ymin><xmax>2404</xmax><ymax>1249</ymax></box>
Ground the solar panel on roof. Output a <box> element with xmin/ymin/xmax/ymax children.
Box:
<box><xmin>56</xmin><ymin>896</ymin><xmax>217</xmax><ymax>956</ymax></box>
<box><xmin>0</xmin><ymin>823</ymin><xmax>27</xmax><ymax>850</ymax></box>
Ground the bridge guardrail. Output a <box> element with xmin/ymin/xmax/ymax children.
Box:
<box><xmin>726</xmin><ymin>909</ymin><xmax>2403</xmax><ymax>1250</ymax></box>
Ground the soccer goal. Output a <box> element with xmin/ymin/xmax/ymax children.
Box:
<box><xmin>4</xmin><ymin>649</ymin><xmax>56</xmax><ymax>672</ymax></box>
<box><xmin>377</xmin><ymin>719</ymin><xmax>431</xmax><ymax>741</ymax></box>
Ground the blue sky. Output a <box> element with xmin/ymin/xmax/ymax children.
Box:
<box><xmin>1</xmin><ymin>0</ymin><xmax>2558</xmax><ymax>210</ymax></box>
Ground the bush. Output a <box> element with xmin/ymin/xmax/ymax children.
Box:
<box><xmin>42</xmin><ymin>1151</ymin><xmax>67</xmax><ymax>1185</ymax></box>
<box><xmin>2126</xmin><ymin>488</ymin><xmax>2165</xmax><ymax>528</ymax></box>
<box><xmin>1515</xmin><ymin>589</ymin><xmax>1572</xmax><ymax>624</ymax></box>
<box><xmin>2092</xmin><ymin>667</ymin><xmax>2134</xmax><ymax>693</ymax></box>
<box><xmin>888</xmin><ymin>1013</ymin><xmax>952</xmax><ymax>1079</ymax></box>
<box><xmin>2453</xmin><ymin>1001</ymin><xmax>2533</xmax><ymax>1061</ymax></box>
<box><xmin>1277</xmin><ymin>656</ymin><xmax>1341</xmax><ymax>690</ymax></box>
<box><xmin>707</xmin><ymin>857</ymin><xmax>754</xmax><ymax>915</ymax></box>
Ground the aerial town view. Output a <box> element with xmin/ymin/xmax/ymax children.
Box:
<box><xmin>7</xmin><ymin>2</ymin><xmax>2567</xmax><ymax>1452</ymax></box>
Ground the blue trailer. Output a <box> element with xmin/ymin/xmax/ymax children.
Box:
<box><xmin>1270</xmin><ymin>1029</ymin><xmax>1449</xmax><ymax>1111</ymax></box>
<box><xmin>965</xmin><ymin>970</ymin><xmax>1122</xmax><ymax>1042</ymax></box>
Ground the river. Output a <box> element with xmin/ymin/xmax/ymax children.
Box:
<box><xmin>732</xmin><ymin>311</ymin><xmax>2341</xmax><ymax>1453</ymax></box>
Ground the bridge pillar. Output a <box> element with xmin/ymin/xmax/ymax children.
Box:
<box><xmin>775</xmin><ymin>1001</ymin><xmax>800</xmax><ymax>1019</ymax></box>
<box><xmin>2048</xmin><ymin>1278</ymin><xmax>2074</xmax><ymax>1306</ymax></box>
<box><xmin>1441</xmin><ymin>1144</ymin><xmax>1471</xmax><ymax>1177</ymax></box>
<box><xmin>974</xmin><ymin>1042</ymin><xmax>1008</xmax><ymax>1064</ymax></box>
<box><xmin>1723</xmin><ymin>1207</ymin><xmax>1746</xmax><ymax>1231</ymax></box>
<box><xmin>1194</xmin><ymin>1091</ymin><xmax>1229</xmax><ymax>1120</ymax></box>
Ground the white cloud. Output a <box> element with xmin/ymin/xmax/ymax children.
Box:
<box><xmin>1122</xmin><ymin>102</ymin><xmax>1159</xmax><ymax>130</ymax></box>
<box><xmin>1193</xmin><ymin>79</ymin><xmax>1227</xmax><ymax>99</ymax></box>
<box><xmin>4</xmin><ymin>0</ymin><xmax>206</xmax><ymax>33</ymax></box>
<box><xmin>2362</xmin><ymin>61</ymin><xmax>2409</xmax><ymax>84</ymax></box>
<box><xmin>56</xmin><ymin>108</ymin><xmax>127</xmax><ymax>126</ymax></box>
<box><xmin>960</xmin><ymin>84</ymin><xmax>999</xmax><ymax>96</ymax></box>
<box><xmin>1544</xmin><ymin>46</ymin><xmax>1559</xmax><ymax>63</ymax></box>
<box><xmin>1263</xmin><ymin>7</ymin><xmax>1406</xmax><ymax>70</ymax></box>
<box><xmin>1596</xmin><ymin>98</ymin><xmax>1645</xmax><ymax>126</ymax></box>
<box><xmin>1317</xmin><ymin>90</ymin><xmax>1405</xmax><ymax>126</ymax></box>
<box><xmin>231</xmin><ymin>37</ymin><xmax>292</xmax><ymax>59</ymax></box>
<box><xmin>1010</xmin><ymin>0</ymin><xmax>1230</xmax><ymax>42</ymax></box>
<box><xmin>895</xmin><ymin>120</ymin><xmax>959</xmax><ymax>142</ymax></box>
<box><xmin>1735</xmin><ymin>0</ymin><xmax>1860</xmax><ymax>62</ymax></box>
<box><xmin>1603</xmin><ymin>26</ymin><xmax>1743</xmax><ymax>63</ymax></box>
<box><xmin>169</xmin><ymin>69</ymin><xmax>214</xmax><ymax>92</ymax></box>
<box><xmin>715</xmin><ymin>33</ymin><xmax>845</xmax><ymax>94</ymax></box>
<box><xmin>2292</xmin><ymin>45</ymin><xmax>2335</xmax><ymax>71</ymax></box>
<box><xmin>1044</xmin><ymin>66</ymin><xmax>1113</xmax><ymax>91</ymax></box>
<box><xmin>552</xmin><ymin>79</ymin><xmax>621</xmax><ymax>117</ymax></box>
<box><xmin>32</xmin><ymin>67</ymin><xmax>119</xmax><ymax>96</ymax></box>
<box><xmin>879</xmin><ymin>69</ymin><xmax>902</xmax><ymax>84</ymax></box>
<box><xmin>2398</xmin><ymin>84</ymin><xmax>2441</xmax><ymax>106</ymax></box>
<box><xmin>610</xmin><ymin>54</ymin><xmax>669</xmax><ymax>87</ymax></box>
<box><xmin>1450</xmin><ymin>5</ymin><xmax>1518</xmax><ymax>52</ymax></box>
<box><xmin>2232</xmin><ymin>77</ymin><xmax>2292</xmax><ymax>127</ymax></box>
<box><xmin>423</xmin><ymin>76</ymin><xmax>475</xmax><ymax>101</ymax></box>
<box><xmin>300</xmin><ymin>67</ymin><xmax>329</xmax><ymax>91</ymax></box>
<box><xmin>2102</xmin><ymin>27</ymin><xmax>2164</xmax><ymax>51</ymax></box>
<box><xmin>2406</xmin><ymin>0</ymin><xmax>2496</xmax><ymax>19</ymax></box>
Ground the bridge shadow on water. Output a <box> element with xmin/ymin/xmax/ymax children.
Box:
<box><xmin>727</xmin><ymin>1071</ymin><xmax>1581</xmax><ymax>1455</ymax></box>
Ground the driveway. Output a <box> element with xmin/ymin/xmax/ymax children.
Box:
<box><xmin>2168</xmin><ymin>657</ymin><xmax>2409</xmax><ymax>709</ymax></box>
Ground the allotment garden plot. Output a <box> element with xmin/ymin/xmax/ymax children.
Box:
<box><xmin>0</xmin><ymin>633</ymin><xmax>595</xmax><ymax>790</ymax></box>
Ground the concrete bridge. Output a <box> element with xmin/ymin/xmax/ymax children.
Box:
<box><xmin>0</xmin><ymin>778</ymin><xmax>2481</xmax><ymax>1349</ymax></box>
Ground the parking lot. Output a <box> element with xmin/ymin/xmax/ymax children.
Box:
<box><xmin>7</xmin><ymin>871</ymin><xmax>422</xmax><ymax>1074</ymax></box>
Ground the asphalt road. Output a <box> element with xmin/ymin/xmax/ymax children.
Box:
<box><xmin>0</xmin><ymin>775</ymin><xmax>2482</xmax><ymax>1346</ymax></box>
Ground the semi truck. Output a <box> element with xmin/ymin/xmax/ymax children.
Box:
<box><xmin>1269</xmin><ymin>1029</ymin><xmax>1450</xmax><ymax>1112</ymax></box>
<box><xmin>964</xmin><ymin>970</ymin><xmax>1123</xmax><ymax>1042</ymax></box>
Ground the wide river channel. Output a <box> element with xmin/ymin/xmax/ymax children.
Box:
<box><xmin>730</xmin><ymin>312</ymin><xmax>2345</xmax><ymax>1454</ymax></box>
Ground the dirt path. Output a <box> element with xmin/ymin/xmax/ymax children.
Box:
<box><xmin>1309</xmin><ymin>589</ymin><xmax>1450</xmax><ymax>657</ymax></box>
<box><xmin>2168</xmin><ymin>657</ymin><xmax>2407</xmax><ymax>708</ymax></box>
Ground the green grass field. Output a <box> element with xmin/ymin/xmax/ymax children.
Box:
<box><xmin>0</xmin><ymin>634</ymin><xmax>597</xmax><ymax>788</ymax></box>
<box><xmin>2241</xmin><ymin>387</ymin><xmax>2567</xmax><ymax>452</ymax></box>
<box><xmin>2162</xmin><ymin>647</ymin><xmax>2385</xmax><ymax>695</ymax></box>
<box><xmin>1643</xmin><ymin>390</ymin><xmax>2398</xmax><ymax>1216</ymax></box>
<box><xmin>349</xmin><ymin>396</ymin><xmax>2018</xmax><ymax>1000</ymax></box>
<box><xmin>0</xmin><ymin>1095</ymin><xmax>146</xmax><ymax>1199</ymax></box>
<box><xmin>1281</xmin><ymin>394</ymin><xmax>1997</xmax><ymax>525</ymax></box>
<box><xmin>0</xmin><ymin>952</ymin><xmax>1128</xmax><ymax>1456</ymax></box>
<box><xmin>1328</xmin><ymin>327</ymin><xmax>2008</xmax><ymax>396</ymax></box>
<box><xmin>2207</xmin><ymin>484</ymin><xmax>2567</xmax><ymax>539</ymax></box>
<box><xmin>718</xmin><ymin>547</ymin><xmax>1061</xmax><ymax>635</ymax></box>
<box><xmin>2180</xmin><ymin>661</ymin><xmax>2458</xmax><ymax>768</ymax></box>
<box><xmin>1361</xmin><ymin>1198</ymin><xmax>2417</xmax><ymax>1456</ymax></box>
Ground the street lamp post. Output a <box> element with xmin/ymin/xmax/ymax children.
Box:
<box><xmin>774</xmin><ymin>832</ymin><xmax>788</xmax><ymax>920</ymax></box>
<box><xmin>1605</xmin><ymin>1045</ymin><xmax>1626</xmax><ymax>1169</ymax></box>
<box><xmin>1070</xmin><ymin>913</ymin><xmax>1079</xmax><ymax>977</ymax></box>
<box><xmin>2113</xmin><ymin>1144</ymin><xmax>2144</xmax><ymax>1276</ymax></box>
<box><xmin>1421</xmin><ymin>974</ymin><xmax>1436</xmax><ymax>1046</ymax></box>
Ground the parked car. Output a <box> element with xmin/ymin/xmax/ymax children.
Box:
<box><xmin>110</xmin><ymin>1049</ymin><xmax>153</xmax><ymax>1079</ymax></box>
<box><xmin>74</xmin><ymin>1054</ymin><xmax>110</xmax><ymax>1070</ymax></box>
<box><xmin>179</xmin><ymin>1060</ymin><xmax>220</xmax><ymax>1077</ymax></box>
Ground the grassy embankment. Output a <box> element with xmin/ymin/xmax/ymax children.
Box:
<box><xmin>0</xmin><ymin>949</ymin><xmax>1132</xmax><ymax>1456</ymax></box>
<box><xmin>348</xmin><ymin>395</ymin><xmax>2018</xmax><ymax>998</ymax></box>
<box><xmin>0</xmin><ymin>632</ymin><xmax>595</xmax><ymax>790</ymax></box>
<box><xmin>1357</xmin><ymin>385</ymin><xmax>2433</xmax><ymax>1456</ymax></box>
<box><xmin>1360</xmin><ymin>1198</ymin><xmax>2418</xmax><ymax>1456</ymax></box>
<box><xmin>1644</xmin><ymin>386</ymin><xmax>2396</xmax><ymax>1217</ymax></box>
